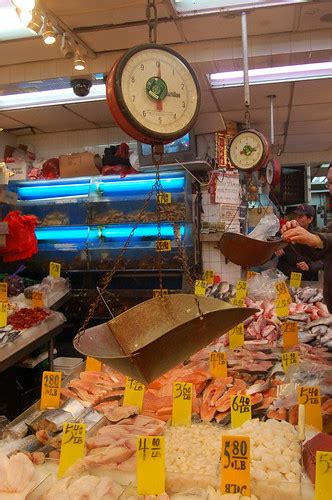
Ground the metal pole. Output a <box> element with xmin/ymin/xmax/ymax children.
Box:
<box><xmin>269</xmin><ymin>95</ymin><xmax>276</xmax><ymax>145</ymax></box>
<box><xmin>241</xmin><ymin>12</ymin><xmax>250</xmax><ymax>109</ymax></box>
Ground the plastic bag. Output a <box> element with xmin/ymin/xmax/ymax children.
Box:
<box><xmin>247</xmin><ymin>268</ymin><xmax>287</xmax><ymax>301</ymax></box>
<box><xmin>247</xmin><ymin>213</ymin><xmax>280</xmax><ymax>241</ymax></box>
<box><xmin>0</xmin><ymin>211</ymin><xmax>38</xmax><ymax>262</ymax></box>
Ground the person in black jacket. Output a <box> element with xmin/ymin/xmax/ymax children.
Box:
<box><xmin>276</xmin><ymin>204</ymin><xmax>323</xmax><ymax>280</ymax></box>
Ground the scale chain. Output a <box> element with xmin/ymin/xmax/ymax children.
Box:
<box><xmin>146</xmin><ymin>0</ymin><xmax>158</xmax><ymax>44</ymax></box>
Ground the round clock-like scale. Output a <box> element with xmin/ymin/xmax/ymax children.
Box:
<box><xmin>106</xmin><ymin>44</ymin><xmax>201</xmax><ymax>145</ymax></box>
<box><xmin>266</xmin><ymin>158</ymin><xmax>281</xmax><ymax>186</ymax></box>
<box><xmin>229</xmin><ymin>129</ymin><xmax>270</xmax><ymax>172</ymax></box>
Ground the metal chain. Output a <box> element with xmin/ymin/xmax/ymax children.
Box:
<box><xmin>154</xmin><ymin>160</ymin><xmax>164</xmax><ymax>291</ymax></box>
<box><xmin>245</xmin><ymin>109</ymin><xmax>251</xmax><ymax>129</ymax></box>
<box><xmin>146</xmin><ymin>0</ymin><xmax>158</xmax><ymax>44</ymax></box>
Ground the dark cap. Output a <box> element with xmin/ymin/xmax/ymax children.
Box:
<box><xmin>293</xmin><ymin>204</ymin><xmax>315</xmax><ymax>217</ymax></box>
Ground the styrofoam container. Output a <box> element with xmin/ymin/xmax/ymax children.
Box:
<box><xmin>54</xmin><ymin>357</ymin><xmax>83</xmax><ymax>375</ymax></box>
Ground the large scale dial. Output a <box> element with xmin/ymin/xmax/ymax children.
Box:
<box><xmin>106</xmin><ymin>44</ymin><xmax>201</xmax><ymax>144</ymax></box>
<box><xmin>229</xmin><ymin>129</ymin><xmax>270</xmax><ymax>172</ymax></box>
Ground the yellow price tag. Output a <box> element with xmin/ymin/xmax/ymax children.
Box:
<box><xmin>40</xmin><ymin>371</ymin><xmax>62</xmax><ymax>409</ymax></box>
<box><xmin>58</xmin><ymin>423</ymin><xmax>86</xmax><ymax>478</ymax></box>
<box><xmin>195</xmin><ymin>280</ymin><xmax>206</xmax><ymax>296</ymax></box>
<box><xmin>85</xmin><ymin>356</ymin><xmax>102</xmax><ymax>372</ymax></box>
<box><xmin>232</xmin><ymin>297</ymin><xmax>245</xmax><ymax>307</ymax></box>
<box><xmin>275</xmin><ymin>281</ymin><xmax>292</xmax><ymax>303</ymax></box>
<box><xmin>205</xmin><ymin>270</ymin><xmax>214</xmax><ymax>285</ymax></box>
<box><xmin>221</xmin><ymin>435</ymin><xmax>250</xmax><ymax>496</ymax></box>
<box><xmin>282</xmin><ymin>321</ymin><xmax>299</xmax><ymax>351</ymax></box>
<box><xmin>137</xmin><ymin>436</ymin><xmax>165</xmax><ymax>495</ymax></box>
<box><xmin>0</xmin><ymin>302</ymin><xmax>8</xmax><ymax>328</ymax></box>
<box><xmin>123</xmin><ymin>377</ymin><xmax>145</xmax><ymax>412</ymax></box>
<box><xmin>229</xmin><ymin>323</ymin><xmax>244</xmax><ymax>349</ymax></box>
<box><xmin>276</xmin><ymin>297</ymin><xmax>289</xmax><ymax>317</ymax></box>
<box><xmin>315</xmin><ymin>451</ymin><xmax>332</xmax><ymax>500</ymax></box>
<box><xmin>235</xmin><ymin>280</ymin><xmax>247</xmax><ymax>300</ymax></box>
<box><xmin>290</xmin><ymin>272</ymin><xmax>302</xmax><ymax>289</ymax></box>
<box><xmin>231</xmin><ymin>395</ymin><xmax>251</xmax><ymax>428</ymax></box>
<box><xmin>153</xmin><ymin>289</ymin><xmax>168</xmax><ymax>298</ymax></box>
<box><xmin>157</xmin><ymin>192</ymin><xmax>171</xmax><ymax>204</ymax></box>
<box><xmin>156</xmin><ymin>240</ymin><xmax>171</xmax><ymax>252</ymax></box>
<box><xmin>209</xmin><ymin>352</ymin><xmax>227</xmax><ymax>378</ymax></box>
<box><xmin>281</xmin><ymin>351</ymin><xmax>299</xmax><ymax>373</ymax></box>
<box><xmin>172</xmin><ymin>382</ymin><xmax>192</xmax><ymax>426</ymax></box>
<box><xmin>298</xmin><ymin>386</ymin><xmax>322</xmax><ymax>431</ymax></box>
<box><xmin>0</xmin><ymin>283</ymin><xmax>8</xmax><ymax>302</ymax></box>
<box><xmin>49</xmin><ymin>261</ymin><xmax>61</xmax><ymax>278</ymax></box>
<box><xmin>247</xmin><ymin>271</ymin><xmax>257</xmax><ymax>280</ymax></box>
<box><xmin>32</xmin><ymin>290</ymin><xmax>44</xmax><ymax>308</ymax></box>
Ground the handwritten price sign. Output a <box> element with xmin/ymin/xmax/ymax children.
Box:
<box><xmin>231</xmin><ymin>395</ymin><xmax>251</xmax><ymax>428</ymax></box>
<box><xmin>137</xmin><ymin>436</ymin><xmax>165</xmax><ymax>495</ymax></box>
<box><xmin>58</xmin><ymin>423</ymin><xmax>86</xmax><ymax>478</ymax></box>
<box><xmin>315</xmin><ymin>451</ymin><xmax>332</xmax><ymax>500</ymax></box>
<box><xmin>172</xmin><ymin>382</ymin><xmax>192</xmax><ymax>426</ymax></box>
<box><xmin>221</xmin><ymin>436</ymin><xmax>250</xmax><ymax>496</ymax></box>
<box><xmin>123</xmin><ymin>377</ymin><xmax>145</xmax><ymax>412</ymax></box>
<box><xmin>40</xmin><ymin>371</ymin><xmax>62</xmax><ymax>409</ymax></box>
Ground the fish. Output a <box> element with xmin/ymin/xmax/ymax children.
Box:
<box><xmin>286</xmin><ymin>313</ymin><xmax>309</xmax><ymax>322</ymax></box>
<box><xmin>0</xmin><ymin>435</ymin><xmax>41</xmax><ymax>456</ymax></box>
<box><xmin>307</xmin><ymin>317</ymin><xmax>332</xmax><ymax>328</ymax></box>
<box><xmin>246</xmin><ymin>380</ymin><xmax>270</xmax><ymax>395</ymax></box>
<box><xmin>105</xmin><ymin>405</ymin><xmax>139</xmax><ymax>423</ymax></box>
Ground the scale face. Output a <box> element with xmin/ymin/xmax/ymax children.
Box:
<box><xmin>229</xmin><ymin>129</ymin><xmax>270</xmax><ymax>172</ymax></box>
<box><xmin>266</xmin><ymin>158</ymin><xmax>281</xmax><ymax>186</ymax></box>
<box><xmin>106</xmin><ymin>44</ymin><xmax>201</xmax><ymax>144</ymax></box>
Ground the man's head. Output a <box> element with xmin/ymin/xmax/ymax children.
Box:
<box><xmin>292</xmin><ymin>204</ymin><xmax>315</xmax><ymax>229</ymax></box>
<box><xmin>327</xmin><ymin>165</ymin><xmax>332</xmax><ymax>194</ymax></box>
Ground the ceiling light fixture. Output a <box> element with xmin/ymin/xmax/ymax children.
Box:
<box><xmin>60</xmin><ymin>33</ymin><xmax>74</xmax><ymax>59</ymax></box>
<box><xmin>172</xmin><ymin>0</ymin><xmax>311</xmax><ymax>16</ymax></box>
<box><xmin>209</xmin><ymin>61</ymin><xmax>332</xmax><ymax>88</ymax></box>
<box><xmin>12</xmin><ymin>0</ymin><xmax>35</xmax><ymax>10</ymax></box>
<box><xmin>15</xmin><ymin>7</ymin><xmax>32</xmax><ymax>25</ymax></box>
<box><xmin>74</xmin><ymin>47</ymin><xmax>86</xmax><ymax>71</ymax></box>
<box><xmin>27</xmin><ymin>8</ymin><xmax>43</xmax><ymax>34</ymax></box>
<box><xmin>42</xmin><ymin>20</ymin><xmax>57</xmax><ymax>45</ymax></box>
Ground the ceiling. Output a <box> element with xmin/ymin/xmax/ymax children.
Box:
<box><xmin>1</xmin><ymin>0</ymin><xmax>332</xmax><ymax>160</ymax></box>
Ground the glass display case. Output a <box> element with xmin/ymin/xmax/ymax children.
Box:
<box><xmin>5</xmin><ymin>171</ymin><xmax>199</xmax><ymax>299</ymax></box>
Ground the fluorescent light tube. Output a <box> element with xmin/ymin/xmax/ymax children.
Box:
<box><xmin>209</xmin><ymin>62</ymin><xmax>332</xmax><ymax>88</ymax></box>
<box><xmin>173</xmin><ymin>0</ymin><xmax>311</xmax><ymax>16</ymax></box>
<box><xmin>0</xmin><ymin>84</ymin><xmax>106</xmax><ymax>111</ymax></box>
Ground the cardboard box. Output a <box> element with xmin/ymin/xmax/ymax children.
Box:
<box><xmin>0</xmin><ymin>189</ymin><xmax>17</xmax><ymax>205</ymax></box>
<box><xmin>6</xmin><ymin>159</ymin><xmax>28</xmax><ymax>180</ymax></box>
<box><xmin>59</xmin><ymin>152</ymin><xmax>100</xmax><ymax>178</ymax></box>
<box><xmin>248</xmin><ymin>206</ymin><xmax>273</xmax><ymax>227</ymax></box>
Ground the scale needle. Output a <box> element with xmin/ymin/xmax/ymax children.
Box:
<box><xmin>156</xmin><ymin>64</ymin><xmax>163</xmax><ymax>112</ymax></box>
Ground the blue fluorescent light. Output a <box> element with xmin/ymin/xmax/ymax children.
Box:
<box><xmin>35</xmin><ymin>226</ymin><xmax>99</xmax><ymax>241</ymax></box>
<box><xmin>102</xmin><ymin>224</ymin><xmax>185</xmax><ymax>239</ymax></box>
<box><xmin>99</xmin><ymin>177</ymin><xmax>185</xmax><ymax>195</ymax></box>
<box><xmin>17</xmin><ymin>183</ymin><xmax>94</xmax><ymax>200</ymax></box>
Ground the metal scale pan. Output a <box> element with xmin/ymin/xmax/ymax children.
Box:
<box><xmin>218</xmin><ymin>232</ymin><xmax>288</xmax><ymax>268</ymax></box>
<box><xmin>74</xmin><ymin>294</ymin><xmax>257</xmax><ymax>384</ymax></box>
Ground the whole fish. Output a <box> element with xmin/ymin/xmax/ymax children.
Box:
<box><xmin>0</xmin><ymin>434</ymin><xmax>41</xmax><ymax>456</ymax></box>
<box><xmin>308</xmin><ymin>317</ymin><xmax>332</xmax><ymax>328</ymax></box>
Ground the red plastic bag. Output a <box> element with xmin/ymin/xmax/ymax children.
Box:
<box><xmin>0</xmin><ymin>211</ymin><xmax>38</xmax><ymax>262</ymax></box>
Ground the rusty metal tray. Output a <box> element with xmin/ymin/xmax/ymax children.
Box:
<box><xmin>218</xmin><ymin>232</ymin><xmax>288</xmax><ymax>267</ymax></box>
<box><xmin>74</xmin><ymin>294</ymin><xmax>257</xmax><ymax>384</ymax></box>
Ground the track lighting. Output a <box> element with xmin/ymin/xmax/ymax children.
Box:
<box><xmin>12</xmin><ymin>0</ymin><xmax>35</xmax><ymax>10</ymax></box>
<box><xmin>60</xmin><ymin>33</ymin><xmax>74</xmax><ymax>59</ymax></box>
<box><xmin>27</xmin><ymin>9</ymin><xmax>43</xmax><ymax>34</ymax></box>
<box><xmin>42</xmin><ymin>20</ymin><xmax>57</xmax><ymax>45</ymax></box>
<box><xmin>15</xmin><ymin>7</ymin><xmax>32</xmax><ymax>25</ymax></box>
<box><xmin>74</xmin><ymin>47</ymin><xmax>86</xmax><ymax>71</ymax></box>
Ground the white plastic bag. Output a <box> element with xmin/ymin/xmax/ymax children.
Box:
<box><xmin>247</xmin><ymin>214</ymin><xmax>280</xmax><ymax>241</ymax></box>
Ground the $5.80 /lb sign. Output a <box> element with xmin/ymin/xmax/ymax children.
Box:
<box><xmin>221</xmin><ymin>436</ymin><xmax>250</xmax><ymax>496</ymax></box>
<box><xmin>315</xmin><ymin>451</ymin><xmax>332</xmax><ymax>500</ymax></box>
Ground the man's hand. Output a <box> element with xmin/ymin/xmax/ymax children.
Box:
<box><xmin>275</xmin><ymin>249</ymin><xmax>285</xmax><ymax>257</ymax></box>
<box><xmin>282</xmin><ymin>226</ymin><xmax>323</xmax><ymax>247</ymax></box>
<box><xmin>281</xmin><ymin>220</ymin><xmax>299</xmax><ymax>234</ymax></box>
<box><xmin>297</xmin><ymin>261</ymin><xmax>309</xmax><ymax>271</ymax></box>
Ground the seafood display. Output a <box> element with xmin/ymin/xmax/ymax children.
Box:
<box><xmin>39</xmin><ymin>211</ymin><xmax>69</xmax><ymax>226</ymax></box>
<box><xmin>290</xmin><ymin>286</ymin><xmax>324</xmax><ymax>305</ymax></box>
<box><xmin>91</xmin><ymin>203</ymin><xmax>187</xmax><ymax>225</ymax></box>
<box><xmin>0</xmin><ymin>452</ymin><xmax>37</xmax><ymax>495</ymax></box>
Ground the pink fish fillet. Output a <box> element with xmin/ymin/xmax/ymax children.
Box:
<box><xmin>84</xmin><ymin>446</ymin><xmax>133</xmax><ymax>465</ymax></box>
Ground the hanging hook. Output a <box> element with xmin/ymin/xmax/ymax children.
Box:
<box><xmin>245</xmin><ymin>109</ymin><xmax>251</xmax><ymax>129</ymax></box>
<box><xmin>241</xmin><ymin>12</ymin><xmax>250</xmax><ymax>109</ymax></box>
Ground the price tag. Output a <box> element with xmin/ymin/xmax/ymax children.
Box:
<box><xmin>315</xmin><ymin>451</ymin><xmax>332</xmax><ymax>500</ymax></box>
<box><xmin>235</xmin><ymin>280</ymin><xmax>247</xmax><ymax>300</ymax></box>
<box><xmin>281</xmin><ymin>351</ymin><xmax>299</xmax><ymax>373</ymax></box>
<box><xmin>49</xmin><ymin>261</ymin><xmax>61</xmax><ymax>278</ymax></box>
<box><xmin>232</xmin><ymin>297</ymin><xmax>244</xmax><ymax>307</ymax></box>
<box><xmin>156</xmin><ymin>240</ymin><xmax>171</xmax><ymax>252</ymax></box>
<box><xmin>85</xmin><ymin>356</ymin><xmax>102</xmax><ymax>372</ymax></box>
<box><xmin>0</xmin><ymin>283</ymin><xmax>8</xmax><ymax>302</ymax></box>
<box><xmin>247</xmin><ymin>271</ymin><xmax>257</xmax><ymax>280</ymax></box>
<box><xmin>137</xmin><ymin>436</ymin><xmax>165</xmax><ymax>495</ymax></box>
<box><xmin>123</xmin><ymin>377</ymin><xmax>145</xmax><ymax>412</ymax></box>
<box><xmin>229</xmin><ymin>323</ymin><xmax>244</xmax><ymax>349</ymax></box>
<box><xmin>172</xmin><ymin>382</ymin><xmax>192</xmax><ymax>426</ymax></box>
<box><xmin>32</xmin><ymin>290</ymin><xmax>44</xmax><ymax>308</ymax></box>
<box><xmin>209</xmin><ymin>352</ymin><xmax>227</xmax><ymax>378</ymax></box>
<box><xmin>153</xmin><ymin>289</ymin><xmax>168</xmax><ymax>298</ymax></box>
<box><xmin>157</xmin><ymin>192</ymin><xmax>171</xmax><ymax>204</ymax></box>
<box><xmin>221</xmin><ymin>435</ymin><xmax>250</xmax><ymax>496</ymax></box>
<box><xmin>276</xmin><ymin>297</ymin><xmax>289</xmax><ymax>317</ymax></box>
<box><xmin>275</xmin><ymin>281</ymin><xmax>292</xmax><ymax>313</ymax></box>
<box><xmin>282</xmin><ymin>321</ymin><xmax>299</xmax><ymax>351</ymax></box>
<box><xmin>195</xmin><ymin>280</ymin><xmax>206</xmax><ymax>296</ymax></box>
<box><xmin>205</xmin><ymin>270</ymin><xmax>214</xmax><ymax>285</ymax></box>
<box><xmin>0</xmin><ymin>302</ymin><xmax>8</xmax><ymax>328</ymax></box>
<box><xmin>231</xmin><ymin>395</ymin><xmax>251</xmax><ymax>428</ymax></box>
<box><xmin>58</xmin><ymin>423</ymin><xmax>86</xmax><ymax>478</ymax></box>
<box><xmin>40</xmin><ymin>371</ymin><xmax>62</xmax><ymax>409</ymax></box>
<box><xmin>298</xmin><ymin>386</ymin><xmax>323</xmax><ymax>431</ymax></box>
<box><xmin>290</xmin><ymin>272</ymin><xmax>302</xmax><ymax>289</ymax></box>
